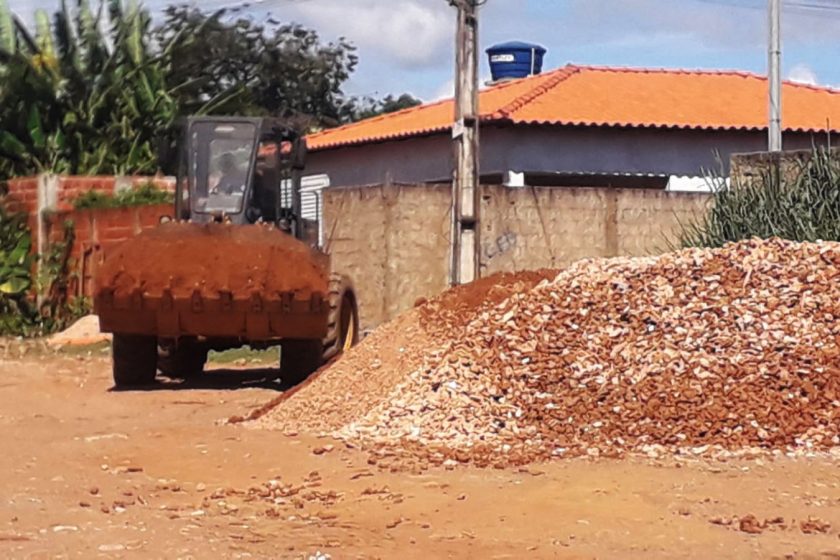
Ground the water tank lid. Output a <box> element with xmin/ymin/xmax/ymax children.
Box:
<box><xmin>486</xmin><ymin>41</ymin><xmax>547</xmax><ymax>55</ymax></box>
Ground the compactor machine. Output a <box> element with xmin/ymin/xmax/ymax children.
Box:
<box><xmin>94</xmin><ymin>117</ymin><xmax>358</xmax><ymax>387</ymax></box>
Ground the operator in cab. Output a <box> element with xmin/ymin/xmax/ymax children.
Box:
<box><xmin>212</xmin><ymin>152</ymin><xmax>247</xmax><ymax>195</ymax></box>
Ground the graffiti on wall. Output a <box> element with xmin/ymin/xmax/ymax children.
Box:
<box><xmin>484</xmin><ymin>231</ymin><xmax>517</xmax><ymax>261</ymax></box>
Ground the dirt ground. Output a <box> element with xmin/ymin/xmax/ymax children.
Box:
<box><xmin>1</xmin><ymin>350</ymin><xmax>838</xmax><ymax>559</ymax></box>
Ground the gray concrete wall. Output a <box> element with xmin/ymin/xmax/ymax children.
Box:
<box><xmin>731</xmin><ymin>147</ymin><xmax>840</xmax><ymax>188</ymax></box>
<box><xmin>324</xmin><ymin>183</ymin><xmax>709</xmax><ymax>329</ymax></box>
<box><xmin>307</xmin><ymin>125</ymin><xmax>822</xmax><ymax>188</ymax></box>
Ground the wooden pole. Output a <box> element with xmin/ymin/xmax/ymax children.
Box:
<box><xmin>768</xmin><ymin>0</ymin><xmax>782</xmax><ymax>152</ymax></box>
<box><xmin>450</xmin><ymin>0</ymin><xmax>480</xmax><ymax>285</ymax></box>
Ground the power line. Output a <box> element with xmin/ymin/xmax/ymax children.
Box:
<box><xmin>785</xmin><ymin>0</ymin><xmax>840</xmax><ymax>8</ymax></box>
<box><xmin>693</xmin><ymin>0</ymin><xmax>840</xmax><ymax>14</ymax></box>
<box><xmin>189</xmin><ymin>0</ymin><xmax>315</xmax><ymax>13</ymax></box>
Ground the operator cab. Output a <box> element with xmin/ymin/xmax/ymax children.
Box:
<box><xmin>174</xmin><ymin>117</ymin><xmax>307</xmax><ymax>238</ymax></box>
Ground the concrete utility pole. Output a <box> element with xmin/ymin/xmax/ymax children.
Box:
<box><xmin>449</xmin><ymin>0</ymin><xmax>481</xmax><ymax>286</ymax></box>
<box><xmin>768</xmin><ymin>0</ymin><xmax>782</xmax><ymax>152</ymax></box>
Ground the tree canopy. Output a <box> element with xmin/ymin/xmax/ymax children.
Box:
<box><xmin>155</xmin><ymin>5</ymin><xmax>360</xmax><ymax>130</ymax></box>
<box><xmin>342</xmin><ymin>93</ymin><xmax>423</xmax><ymax>123</ymax></box>
<box><xmin>0</xmin><ymin>0</ymin><xmax>423</xmax><ymax>179</ymax></box>
<box><xmin>0</xmin><ymin>0</ymin><xmax>181</xmax><ymax>177</ymax></box>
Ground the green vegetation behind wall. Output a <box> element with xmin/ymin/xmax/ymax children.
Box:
<box><xmin>680</xmin><ymin>148</ymin><xmax>840</xmax><ymax>248</ymax></box>
<box><xmin>0</xmin><ymin>206</ymin><xmax>87</xmax><ymax>336</ymax></box>
<box><xmin>73</xmin><ymin>182</ymin><xmax>173</xmax><ymax>210</ymax></box>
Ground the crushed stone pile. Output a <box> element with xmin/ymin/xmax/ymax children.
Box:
<box><xmin>253</xmin><ymin>239</ymin><xmax>840</xmax><ymax>467</ymax></box>
<box><xmin>249</xmin><ymin>270</ymin><xmax>556</xmax><ymax>433</ymax></box>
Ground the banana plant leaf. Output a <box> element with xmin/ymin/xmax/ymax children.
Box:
<box><xmin>0</xmin><ymin>276</ymin><xmax>29</xmax><ymax>295</ymax></box>
<box><xmin>0</xmin><ymin>130</ymin><xmax>26</xmax><ymax>156</ymax></box>
<box><xmin>27</xmin><ymin>105</ymin><xmax>46</xmax><ymax>149</ymax></box>
<box><xmin>0</xmin><ymin>0</ymin><xmax>14</xmax><ymax>54</ymax></box>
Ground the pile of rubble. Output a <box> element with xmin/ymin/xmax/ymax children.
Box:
<box><xmin>250</xmin><ymin>270</ymin><xmax>556</xmax><ymax>434</ymax></box>
<box><xmin>258</xmin><ymin>239</ymin><xmax>840</xmax><ymax>466</ymax></box>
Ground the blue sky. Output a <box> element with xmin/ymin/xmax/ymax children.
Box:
<box><xmin>9</xmin><ymin>0</ymin><xmax>840</xmax><ymax>100</ymax></box>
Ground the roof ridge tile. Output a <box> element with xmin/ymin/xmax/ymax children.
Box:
<box><xmin>572</xmin><ymin>64</ymin><xmax>763</xmax><ymax>78</ymax></box>
<box><xmin>307</xmin><ymin>62</ymin><xmax>840</xmax><ymax>150</ymax></box>
<box><xmin>568</xmin><ymin>64</ymin><xmax>840</xmax><ymax>93</ymax></box>
<box><xmin>306</xmin><ymin>95</ymin><xmax>454</xmax><ymax>142</ymax></box>
<box><xmin>489</xmin><ymin>65</ymin><xmax>581</xmax><ymax>120</ymax></box>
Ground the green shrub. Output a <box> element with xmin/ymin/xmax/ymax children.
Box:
<box><xmin>114</xmin><ymin>182</ymin><xmax>174</xmax><ymax>207</ymax></box>
<box><xmin>73</xmin><ymin>182</ymin><xmax>173</xmax><ymax>210</ymax></box>
<box><xmin>72</xmin><ymin>190</ymin><xmax>113</xmax><ymax>210</ymax></box>
<box><xmin>0</xmin><ymin>206</ymin><xmax>38</xmax><ymax>334</ymax></box>
<box><xmin>0</xmin><ymin>209</ymin><xmax>89</xmax><ymax>336</ymax></box>
<box><xmin>36</xmin><ymin>219</ymin><xmax>82</xmax><ymax>333</ymax></box>
<box><xmin>680</xmin><ymin>147</ymin><xmax>840</xmax><ymax>248</ymax></box>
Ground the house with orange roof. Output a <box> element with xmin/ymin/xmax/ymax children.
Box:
<box><xmin>304</xmin><ymin>64</ymin><xmax>840</xmax><ymax>190</ymax></box>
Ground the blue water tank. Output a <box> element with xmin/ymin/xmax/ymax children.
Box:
<box><xmin>486</xmin><ymin>41</ymin><xmax>547</xmax><ymax>82</ymax></box>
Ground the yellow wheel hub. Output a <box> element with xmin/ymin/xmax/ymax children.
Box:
<box><xmin>342</xmin><ymin>310</ymin><xmax>356</xmax><ymax>353</ymax></box>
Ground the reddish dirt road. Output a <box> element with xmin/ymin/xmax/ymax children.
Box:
<box><xmin>1</xmin><ymin>350</ymin><xmax>838</xmax><ymax>559</ymax></box>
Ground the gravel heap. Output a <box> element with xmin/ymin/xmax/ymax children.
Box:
<box><xmin>255</xmin><ymin>239</ymin><xmax>840</xmax><ymax>467</ymax></box>
<box><xmin>249</xmin><ymin>270</ymin><xmax>556</xmax><ymax>434</ymax></box>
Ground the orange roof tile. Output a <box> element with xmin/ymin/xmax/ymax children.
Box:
<box><xmin>306</xmin><ymin>64</ymin><xmax>840</xmax><ymax>151</ymax></box>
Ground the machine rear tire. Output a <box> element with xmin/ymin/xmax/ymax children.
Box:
<box><xmin>322</xmin><ymin>274</ymin><xmax>360</xmax><ymax>363</ymax></box>
<box><xmin>157</xmin><ymin>338</ymin><xmax>207</xmax><ymax>379</ymax></box>
<box><xmin>279</xmin><ymin>275</ymin><xmax>359</xmax><ymax>386</ymax></box>
<box><xmin>112</xmin><ymin>334</ymin><xmax>157</xmax><ymax>388</ymax></box>
<box><xmin>280</xmin><ymin>339</ymin><xmax>323</xmax><ymax>385</ymax></box>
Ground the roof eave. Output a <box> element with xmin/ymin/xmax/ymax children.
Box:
<box><xmin>307</xmin><ymin>115</ymin><xmax>515</xmax><ymax>152</ymax></box>
<box><xmin>307</xmin><ymin>119</ymin><xmax>840</xmax><ymax>152</ymax></box>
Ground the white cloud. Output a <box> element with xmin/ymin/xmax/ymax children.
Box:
<box><xmin>287</xmin><ymin>0</ymin><xmax>454</xmax><ymax>69</ymax></box>
<box><xmin>531</xmin><ymin>0</ymin><xmax>840</xmax><ymax>52</ymax></box>
<box><xmin>426</xmin><ymin>70</ymin><xmax>495</xmax><ymax>103</ymax></box>
<box><xmin>561</xmin><ymin>0</ymin><xmax>764</xmax><ymax>49</ymax></box>
<box><xmin>432</xmin><ymin>78</ymin><xmax>455</xmax><ymax>101</ymax></box>
<box><xmin>787</xmin><ymin>63</ymin><xmax>818</xmax><ymax>85</ymax></box>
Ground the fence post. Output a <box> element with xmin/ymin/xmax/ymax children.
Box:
<box><xmin>35</xmin><ymin>173</ymin><xmax>59</xmax><ymax>304</ymax></box>
<box><xmin>114</xmin><ymin>175</ymin><xmax>132</xmax><ymax>195</ymax></box>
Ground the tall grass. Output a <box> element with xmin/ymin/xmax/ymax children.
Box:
<box><xmin>680</xmin><ymin>147</ymin><xmax>840</xmax><ymax>248</ymax></box>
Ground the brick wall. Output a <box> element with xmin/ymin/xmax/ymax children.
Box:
<box><xmin>4</xmin><ymin>175</ymin><xmax>174</xmax><ymax>211</ymax></box>
<box><xmin>3</xmin><ymin>177</ymin><xmax>42</xmax><ymax>245</ymax></box>
<box><xmin>324</xmin><ymin>184</ymin><xmax>710</xmax><ymax>330</ymax></box>
<box><xmin>4</xmin><ymin>176</ymin><xmax>40</xmax><ymax>214</ymax></box>
<box><xmin>44</xmin><ymin>204</ymin><xmax>172</xmax><ymax>298</ymax></box>
<box><xmin>56</xmin><ymin>176</ymin><xmax>174</xmax><ymax>210</ymax></box>
<box><xmin>2</xmin><ymin>174</ymin><xmax>175</xmax><ymax>299</ymax></box>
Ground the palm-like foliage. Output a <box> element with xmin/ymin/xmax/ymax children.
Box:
<box><xmin>0</xmin><ymin>1</ymin><xmax>401</xmax><ymax>180</ymax></box>
<box><xmin>0</xmin><ymin>0</ymin><xmax>178</xmax><ymax>178</ymax></box>
<box><xmin>0</xmin><ymin>205</ymin><xmax>38</xmax><ymax>334</ymax></box>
